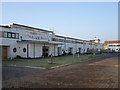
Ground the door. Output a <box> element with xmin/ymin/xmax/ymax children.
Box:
<box><xmin>69</xmin><ymin>47</ymin><xmax>73</xmax><ymax>55</ymax></box>
<box><xmin>79</xmin><ymin>48</ymin><xmax>81</xmax><ymax>53</ymax></box>
<box><xmin>2</xmin><ymin>47</ymin><xmax>8</xmax><ymax>60</ymax></box>
<box><xmin>87</xmin><ymin>48</ymin><xmax>89</xmax><ymax>53</ymax></box>
<box><xmin>70</xmin><ymin>48</ymin><xmax>73</xmax><ymax>53</ymax></box>
<box><xmin>58</xmin><ymin>47</ymin><xmax>62</xmax><ymax>56</ymax></box>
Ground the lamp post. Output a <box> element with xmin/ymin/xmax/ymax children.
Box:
<box><xmin>77</xmin><ymin>40</ymin><xmax>80</xmax><ymax>58</ymax></box>
<box><xmin>93</xmin><ymin>42</ymin><xmax>95</xmax><ymax>55</ymax></box>
<box><xmin>50</xmin><ymin>32</ymin><xmax>55</xmax><ymax>64</ymax></box>
<box><xmin>73</xmin><ymin>39</ymin><xmax>75</xmax><ymax>58</ymax></box>
<box><xmin>83</xmin><ymin>41</ymin><xmax>85</xmax><ymax>55</ymax></box>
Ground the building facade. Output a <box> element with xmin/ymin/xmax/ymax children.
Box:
<box><xmin>0</xmin><ymin>23</ymin><xmax>103</xmax><ymax>60</ymax></box>
<box><xmin>104</xmin><ymin>40</ymin><xmax>120</xmax><ymax>52</ymax></box>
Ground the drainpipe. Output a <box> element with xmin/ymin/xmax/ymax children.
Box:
<box><xmin>65</xmin><ymin>38</ymin><xmax>66</xmax><ymax>54</ymax></box>
<box><xmin>27</xmin><ymin>44</ymin><xmax>29</xmax><ymax>58</ymax></box>
<box><xmin>54</xmin><ymin>44</ymin><xmax>55</xmax><ymax>56</ymax></box>
<box><xmin>20</xmin><ymin>36</ymin><xmax>22</xmax><ymax>41</ymax></box>
<box><xmin>43</xmin><ymin>43</ymin><xmax>45</xmax><ymax>57</ymax></box>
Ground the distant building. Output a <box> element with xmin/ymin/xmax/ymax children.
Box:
<box><xmin>0</xmin><ymin>23</ymin><xmax>103</xmax><ymax>60</ymax></box>
<box><xmin>104</xmin><ymin>40</ymin><xmax>120</xmax><ymax>52</ymax></box>
<box><xmin>90</xmin><ymin>37</ymin><xmax>100</xmax><ymax>43</ymax></box>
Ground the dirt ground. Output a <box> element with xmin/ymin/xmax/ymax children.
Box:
<box><xmin>2</xmin><ymin>53</ymin><xmax>119</xmax><ymax>88</ymax></box>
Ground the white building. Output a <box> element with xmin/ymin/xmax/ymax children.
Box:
<box><xmin>0</xmin><ymin>23</ymin><xmax>103</xmax><ymax>60</ymax></box>
<box><xmin>104</xmin><ymin>40</ymin><xmax>120</xmax><ymax>52</ymax></box>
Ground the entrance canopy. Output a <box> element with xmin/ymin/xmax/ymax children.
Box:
<box><xmin>17</xmin><ymin>40</ymin><xmax>63</xmax><ymax>45</ymax></box>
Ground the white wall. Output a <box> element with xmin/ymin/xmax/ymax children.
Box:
<box><xmin>0</xmin><ymin>46</ymin><xmax>2</xmax><ymax>60</ymax></box>
<box><xmin>35</xmin><ymin>44</ymin><xmax>42</xmax><ymax>58</ymax></box>
<box><xmin>108</xmin><ymin>43</ymin><xmax>120</xmax><ymax>52</ymax></box>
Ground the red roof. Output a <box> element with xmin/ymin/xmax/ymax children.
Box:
<box><xmin>104</xmin><ymin>40</ymin><xmax>120</xmax><ymax>44</ymax></box>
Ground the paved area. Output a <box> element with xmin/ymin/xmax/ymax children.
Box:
<box><xmin>2</xmin><ymin>53</ymin><xmax>119</xmax><ymax>88</ymax></box>
<box><xmin>2</xmin><ymin>66</ymin><xmax>47</xmax><ymax>80</ymax></box>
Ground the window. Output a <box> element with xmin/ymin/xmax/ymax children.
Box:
<box><xmin>3</xmin><ymin>32</ymin><xmax>7</xmax><ymax>38</ymax></box>
<box><xmin>23</xmin><ymin>48</ymin><xmax>26</xmax><ymax>53</ymax></box>
<box><xmin>109</xmin><ymin>45</ymin><xmax>120</xmax><ymax>47</ymax></box>
<box><xmin>2</xmin><ymin>31</ymin><xmax>19</xmax><ymax>39</ymax></box>
<box><xmin>7</xmin><ymin>32</ymin><xmax>12</xmax><ymax>38</ymax></box>
<box><xmin>16</xmin><ymin>33</ymin><xmax>19</xmax><ymax>39</ymax></box>
<box><xmin>13</xmin><ymin>48</ymin><xmax>17</xmax><ymax>53</ymax></box>
<box><xmin>0</xmin><ymin>31</ymin><xmax>2</xmax><ymax>37</ymax></box>
<box><xmin>12</xmin><ymin>33</ymin><xmax>16</xmax><ymax>38</ymax></box>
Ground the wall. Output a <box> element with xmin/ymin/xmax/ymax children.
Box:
<box><xmin>0</xmin><ymin>46</ymin><xmax>2</xmax><ymax>60</ymax></box>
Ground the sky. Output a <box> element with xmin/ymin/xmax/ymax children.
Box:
<box><xmin>1</xmin><ymin>2</ymin><xmax>118</xmax><ymax>43</ymax></box>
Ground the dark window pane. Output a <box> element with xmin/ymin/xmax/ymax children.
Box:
<box><xmin>13</xmin><ymin>48</ymin><xmax>17</xmax><ymax>53</ymax></box>
<box><xmin>0</xmin><ymin>31</ymin><xmax>2</xmax><ymax>37</ymax></box>
<box><xmin>23</xmin><ymin>48</ymin><xmax>26</xmax><ymax>53</ymax></box>
<box><xmin>12</xmin><ymin>33</ymin><xmax>16</xmax><ymax>38</ymax></box>
<box><xmin>16</xmin><ymin>34</ymin><xmax>19</xmax><ymax>39</ymax></box>
<box><xmin>7</xmin><ymin>32</ymin><xmax>11</xmax><ymax>38</ymax></box>
<box><xmin>3</xmin><ymin>32</ymin><xmax>7</xmax><ymax>38</ymax></box>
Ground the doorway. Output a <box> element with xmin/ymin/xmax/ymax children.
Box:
<box><xmin>78</xmin><ymin>48</ymin><xmax>81</xmax><ymax>54</ymax></box>
<box><xmin>2</xmin><ymin>46</ymin><xmax>8</xmax><ymax>60</ymax></box>
<box><xmin>87</xmin><ymin>48</ymin><xmax>89</xmax><ymax>53</ymax></box>
<box><xmin>42</xmin><ymin>46</ymin><xmax>49</xmax><ymax>57</ymax></box>
<box><xmin>58</xmin><ymin>47</ymin><xmax>62</xmax><ymax>56</ymax></box>
<box><xmin>68</xmin><ymin>47</ymin><xmax>73</xmax><ymax>55</ymax></box>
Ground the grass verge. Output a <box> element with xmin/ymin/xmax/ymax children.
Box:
<box><xmin>2</xmin><ymin>54</ymin><xmax>102</xmax><ymax>69</ymax></box>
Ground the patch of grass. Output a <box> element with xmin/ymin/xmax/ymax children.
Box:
<box><xmin>88</xmin><ymin>56</ymin><xmax>101</xmax><ymax>59</ymax></box>
<box><xmin>2</xmin><ymin>54</ymin><xmax>102</xmax><ymax>68</ymax></box>
<box><xmin>80</xmin><ymin>58</ymin><xmax>89</xmax><ymax>61</ymax></box>
<box><xmin>80</xmin><ymin>56</ymin><xmax>100</xmax><ymax>61</ymax></box>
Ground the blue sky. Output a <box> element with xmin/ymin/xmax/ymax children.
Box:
<box><xmin>2</xmin><ymin>2</ymin><xmax>118</xmax><ymax>42</ymax></box>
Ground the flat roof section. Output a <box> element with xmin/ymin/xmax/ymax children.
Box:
<box><xmin>10</xmin><ymin>23</ymin><xmax>53</xmax><ymax>33</ymax></box>
<box><xmin>0</xmin><ymin>25</ymin><xmax>11</xmax><ymax>28</ymax></box>
<box><xmin>104</xmin><ymin>40</ymin><xmax>120</xmax><ymax>45</ymax></box>
<box><xmin>17</xmin><ymin>40</ymin><xmax>63</xmax><ymax>45</ymax></box>
<box><xmin>55</xmin><ymin>35</ymin><xmax>89</xmax><ymax>42</ymax></box>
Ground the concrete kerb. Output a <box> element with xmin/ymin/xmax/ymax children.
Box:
<box><xmin>50</xmin><ymin>54</ymin><xmax>111</xmax><ymax>69</ymax></box>
<box><xmin>7</xmin><ymin>65</ymin><xmax>46</xmax><ymax>69</ymax></box>
<box><xmin>50</xmin><ymin>64</ymin><xmax>70</xmax><ymax>69</ymax></box>
<box><xmin>50</xmin><ymin>55</ymin><xmax>103</xmax><ymax>69</ymax></box>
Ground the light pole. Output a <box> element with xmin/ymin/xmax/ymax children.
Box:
<box><xmin>73</xmin><ymin>40</ymin><xmax>75</xmax><ymax>58</ymax></box>
<box><xmin>50</xmin><ymin>32</ymin><xmax>55</xmax><ymax>64</ymax></box>
<box><xmin>83</xmin><ymin>41</ymin><xmax>85</xmax><ymax>55</ymax></box>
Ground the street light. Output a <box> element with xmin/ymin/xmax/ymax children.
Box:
<box><xmin>50</xmin><ymin>32</ymin><xmax>55</xmax><ymax>64</ymax></box>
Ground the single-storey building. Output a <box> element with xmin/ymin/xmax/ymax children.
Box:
<box><xmin>0</xmin><ymin>23</ymin><xmax>103</xmax><ymax>60</ymax></box>
<box><xmin>104</xmin><ymin>40</ymin><xmax>120</xmax><ymax>52</ymax></box>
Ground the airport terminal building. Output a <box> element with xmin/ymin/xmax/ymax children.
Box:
<box><xmin>0</xmin><ymin>23</ymin><xmax>103</xmax><ymax>59</ymax></box>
